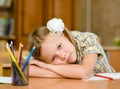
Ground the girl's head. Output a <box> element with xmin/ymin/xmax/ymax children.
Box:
<box><xmin>28</xmin><ymin>18</ymin><xmax>77</xmax><ymax>64</ymax></box>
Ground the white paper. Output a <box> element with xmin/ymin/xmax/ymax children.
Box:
<box><xmin>0</xmin><ymin>76</ymin><xmax>12</xmax><ymax>83</ymax></box>
<box><xmin>83</xmin><ymin>73</ymin><xmax>120</xmax><ymax>81</ymax></box>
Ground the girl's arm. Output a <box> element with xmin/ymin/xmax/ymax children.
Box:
<box><xmin>46</xmin><ymin>53</ymin><xmax>97</xmax><ymax>79</ymax></box>
<box><xmin>29</xmin><ymin>60</ymin><xmax>63</xmax><ymax>78</ymax></box>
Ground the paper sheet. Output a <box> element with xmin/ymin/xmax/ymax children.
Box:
<box><xmin>0</xmin><ymin>76</ymin><xmax>12</xmax><ymax>83</ymax></box>
<box><xmin>84</xmin><ymin>73</ymin><xmax>120</xmax><ymax>80</ymax></box>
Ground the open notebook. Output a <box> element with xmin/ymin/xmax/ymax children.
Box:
<box><xmin>84</xmin><ymin>73</ymin><xmax>120</xmax><ymax>80</ymax></box>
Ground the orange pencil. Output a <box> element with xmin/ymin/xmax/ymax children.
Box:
<box><xmin>17</xmin><ymin>43</ymin><xmax>23</xmax><ymax>63</ymax></box>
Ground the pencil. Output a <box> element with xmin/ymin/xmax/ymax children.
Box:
<box><xmin>94</xmin><ymin>74</ymin><xmax>113</xmax><ymax>80</ymax></box>
<box><xmin>10</xmin><ymin>41</ymin><xmax>14</xmax><ymax>55</ymax></box>
<box><xmin>6</xmin><ymin>43</ymin><xmax>27</xmax><ymax>83</ymax></box>
<box><xmin>17</xmin><ymin>43</ymin><xmax>23</xmax><ymax>63</ymax></box>
<box><xmin>22</xmin><ymin>46</ymin><xmax>35</xmax><ymax>72</ymax></box>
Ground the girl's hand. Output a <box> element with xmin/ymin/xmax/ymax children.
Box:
<box><xmin>30</xmin><ymin>59</ymin><xmax>49</xmax><ymax>69</ymax></box>
<box><xmin>29</xmin><ymin>63</ymin><xmax>63</xmax><ymax>78</ymax></box>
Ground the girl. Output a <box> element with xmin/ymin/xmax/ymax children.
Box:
<box><xmin>28</xmin><ymin>18</ymin><xmax>115</xmax><ymax>79</ymax></box>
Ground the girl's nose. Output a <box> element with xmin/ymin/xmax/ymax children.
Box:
<box><xmin>56</xmin><ymin>51</ymin><xmax>66</xmax><ymax>61</ymax></box>
<box><xmin>60</xmin><ymin>53</ymin><xmax>66</xmax><ymax>61</ymax></box>
<box><xmin>57</xmin><ymin>52</ymin><xmax>66</xmax><ymax>61</ymax></box>
<box><xmin>63</xmin><ymin>54</ymin><xmax>66</xmax><ymax>59</ymax></box>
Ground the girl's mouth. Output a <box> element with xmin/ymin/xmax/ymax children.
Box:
<box><xmin>67</xmin><ymin>53</ymin><xmax>72</xmax><ymax>63</ymax></box>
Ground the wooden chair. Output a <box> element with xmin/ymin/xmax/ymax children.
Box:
<box><xmin>0</xmin><ymin>63</ymin><xmax>3</xmax><ymax>76</ymax></box>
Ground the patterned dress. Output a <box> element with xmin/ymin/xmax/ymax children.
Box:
<box><xmin>70</xmin><ymin>31</ymin><xmax>115</xmax><ymax>73</ymax></box>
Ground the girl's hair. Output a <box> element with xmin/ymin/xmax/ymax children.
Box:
<box><xmin>28</xmin><ymin>26</ymin><xmax>78</xmax><ymax>60</ymax></box>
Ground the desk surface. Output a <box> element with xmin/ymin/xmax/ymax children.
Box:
<box><xmin>0</xmin><ymin>78</ymin><xmax>120</xmax><ymax>89</ymax></box>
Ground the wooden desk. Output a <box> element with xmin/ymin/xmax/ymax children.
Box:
<box><xmin>0</xmin><ymin>78</ymin><xmax>120</xmax><ymax>89</ymax></box>
<box><xmin>103</xmin><ymin>46</ymin><xmax>120</xmax><ymax>72</ymax></box>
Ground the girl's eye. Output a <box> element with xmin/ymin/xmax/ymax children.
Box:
<box><xmin>52</xmin><ymin>57</ymin><xmax>56</xmax><ymax>62</ymax></box>
<box><xmin>51</xmin><ymin>43</ymin><xmax>62</xmax><ymax>62</ymax></box>
<box><xmin>58</xmin><ymin>43</ymin><xmax>62</xmax><ymax>49</ymax></box>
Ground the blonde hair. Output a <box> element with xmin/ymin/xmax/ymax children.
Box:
<box><xmin>28</xmin><ymin>26</ymin><xmax>78</xmax><ymax>60</ymax></box>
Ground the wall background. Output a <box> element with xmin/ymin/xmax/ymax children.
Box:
<box><xmin>3</xmin><ymin>0</ymin><xmax>119</xmax><ymax>49</ymax></box>
<box><xmin>91</xmin><ymin>0</ymin><xmax>120</xmax><ymax>46</ymax></box>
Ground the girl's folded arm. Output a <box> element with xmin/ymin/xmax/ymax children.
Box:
<box><xmin>29</xmin><ymin>64</ymin><xmax>63</xmax><ymax>78</ymax></box>
<box><xmin>46</xmin><ymin>53</ymin><xmax>97</xmax><ymax>79</ymax></box>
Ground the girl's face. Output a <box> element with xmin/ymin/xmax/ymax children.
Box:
<box><xmin>40</xmin><ymin>33</ymin><xmax>77</xmax><ymax>64</ymax></box>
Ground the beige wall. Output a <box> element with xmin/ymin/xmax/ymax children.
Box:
<box><xmin>91</xmin><ymin>0</ymin><xmax>120</xmax><ymax>46</ymax></box>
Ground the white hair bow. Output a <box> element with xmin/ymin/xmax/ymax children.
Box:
<box><xmin>47</xmin><ymin>18</ymin><xmax>65</xmax><ymax>34</ymax></box>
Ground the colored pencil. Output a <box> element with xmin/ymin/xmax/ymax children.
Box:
<box><xmin>17</xmin><ymin>43</ymin><xmax>23</xmax><ymax>63</ymax></box>
<box><xmin>22</xmin><ymin>46</ymin><xmax>35</xmax><ymax>72</ymax></box>
<box><xmin>94</xmin><ymin>74</ymin><xmax>113</xmax><ymax>80</ymax></box>
<box><xmin>10</xmin><ymin>41</ymin><xmax>14</xmax><ymax>55</ymax></box>
<box><xmin>6</xmin><ymin>43</ymin><xmax>27</xmax><ymax>83</ymax></box>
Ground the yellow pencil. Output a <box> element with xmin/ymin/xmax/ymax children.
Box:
<box><xmin>6</xmin><ymin>43</ymin><xmax>27</xmax><ymax>83</ymax></box>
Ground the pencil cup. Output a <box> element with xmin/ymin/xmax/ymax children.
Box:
<box><xmin>11</xmin><ymin>60</ymin><xmax>29</xmax><ymax>86</ymax></box>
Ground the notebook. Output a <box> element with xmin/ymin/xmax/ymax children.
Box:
<box><xmin>0</xmin><ymin>76</ymin><xmax>11</xmax><ymax>83</ymax></box>
<box><xmin>84</xmin><ymin>73</ymin><xmax>120</xmax><ymax>80</ymax></box>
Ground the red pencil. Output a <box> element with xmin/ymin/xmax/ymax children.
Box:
<box><xmin>94</xmin><ymin>74</ymin><xmax>113</xmax><ymax>80</ymax></box>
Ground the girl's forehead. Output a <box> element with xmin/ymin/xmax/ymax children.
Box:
<box><xmin>40</xmin><ymin>34</ymin><xmax>59</xmax><ymax>61</ymax></box>
<box><xmin>41</xmin><ymin>34</ymin><xmax>61</xmax><ymax>55</ymax></box>
<box><xmin>41</xmin><ymin>41</ymin><xmax>59</xmax><ymax>62</ymax></box>
<box><xmin>45</xmin><ymin>33</ymin><xmax>65</xmax><ymax>42</ymax></box>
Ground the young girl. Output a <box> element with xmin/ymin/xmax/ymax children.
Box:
<box><xmin>28</xmin><ymin>18</ymin><xmax>115</xmax><ymax>79</ymax></box>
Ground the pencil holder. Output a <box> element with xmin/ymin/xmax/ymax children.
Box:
<box><xmin>11</xmin><ymin>59</ymin><xmax>29</xmax><ymax>86</ymax></box>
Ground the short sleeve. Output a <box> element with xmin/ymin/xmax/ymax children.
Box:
<box><xmin>71</xmin><ymin>31</ymin><xmax>103</xmax><ymax>60</ymax></box>
<box><xmin>71</xmin><ymin>31</ymin><xmax>115</xmax><ymax>73</ymax></box>
<box><xmin>82</xmin><ymin>32</ymin><xmax>103</xmax><ymax>59</ymax></box>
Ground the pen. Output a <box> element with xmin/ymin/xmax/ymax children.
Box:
<box><xmin>94</xmin><ymin>74</ymin><xmax>113</xmax><ymax>80</ymax></box>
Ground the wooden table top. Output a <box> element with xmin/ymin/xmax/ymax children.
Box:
<box><xmin>0</xmin><ymin>78</ymin><xmax>120</xmax><ymax>89</ymax></box>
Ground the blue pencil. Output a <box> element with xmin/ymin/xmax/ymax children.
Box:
<box><xmin>22</xmin><ymin>46</ymin><xmax>35</xmax><ymax>72</ymax></box>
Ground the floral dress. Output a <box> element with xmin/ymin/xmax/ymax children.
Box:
<box><xmin>70</xmin><ymin>31</ymin><xmax>115</xmax><ymax>73</ymax></box>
